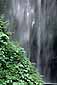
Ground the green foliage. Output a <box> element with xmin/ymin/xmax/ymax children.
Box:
<box><xmin>0</xmin><ymin>17</ymin><xmax>44</xmax><ymax>85</ymax></box>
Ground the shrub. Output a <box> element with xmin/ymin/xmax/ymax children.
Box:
<box><xmin>0</xmin><ymin>17</ymin><xmax>44</xmax><ymax>85</ymax></box>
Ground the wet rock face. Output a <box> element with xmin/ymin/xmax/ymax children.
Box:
<box><xmin>49</xmin><ymin>36</ymin><xmax>57</xmax><ymax>82</ymax></box>
<box><xmin>53</xmin><ymin>36</ymin><xmax>57</xmax><ymax>57</ymax></box>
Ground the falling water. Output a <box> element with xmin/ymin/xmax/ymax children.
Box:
<box><xmin>10</xmin><ymin>0</ymin><xmax>57</xmax><ymax>83</ymax></box>
<box><xmin>1</xmin><ymin>0</ymin><xmax>57</xmax><ymax>83</ymax></box>
<box><xmin>10</xmin><ymin>0</ymin><xmax>33</xmax><ymax>56</ymax></box>
<box><xmin>37</xmin><ymin>0</ymin><xmax>41</xmax><ymax>71</ymax></box>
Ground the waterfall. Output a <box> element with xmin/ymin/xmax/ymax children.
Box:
<box><xmin>10</xmin><ymin>0</ymin><xmax>35</xmax><ymax>57</ymax></box>
<box><xmin>2</xmin><ymin>0</ymin><xmax>57</xmax><ymax>83</ymax></box>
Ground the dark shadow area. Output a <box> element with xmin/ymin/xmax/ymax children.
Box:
<box><xmin>47</xmin><ymin>35</ymin><xmax>57</xmax><ymax>83</ymax></box>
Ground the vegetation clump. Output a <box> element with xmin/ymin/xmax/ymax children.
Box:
<box><xmin>0</xmin><ymin>17</ymin><xmax>44</xmax><ymax>85</ymax></box>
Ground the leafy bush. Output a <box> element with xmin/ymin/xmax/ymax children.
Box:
<box><xmin>0</xmin><ymin>17</ymin><xmax>44</xmax><ymax>85</ymax></box>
